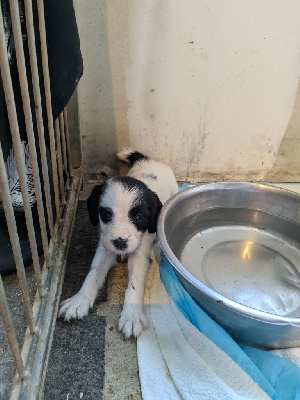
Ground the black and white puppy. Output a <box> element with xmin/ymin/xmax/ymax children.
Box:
<box><xmin>58</xmin><ymin>149</ymin><xmax>178</xmax><ymax>338</ymax></box>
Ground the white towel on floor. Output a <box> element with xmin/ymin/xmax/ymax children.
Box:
<box><xmin>137</xmin><ymin>259</ymin><xmax>271</xmax><ymax>400</ymax></box>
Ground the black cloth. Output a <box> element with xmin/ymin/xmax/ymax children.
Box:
<box><xmin>0</xmin><ymin>0</ymin><xmax>83</xmax><ymax>273</ymax></box>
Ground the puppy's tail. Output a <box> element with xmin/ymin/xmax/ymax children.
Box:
<box><xmin>116</xmin><ymin>148</ymin><xmax>149</xmax><ymax>166</ymax></box>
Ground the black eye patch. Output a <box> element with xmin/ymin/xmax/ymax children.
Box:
<box><xmin>129</xmin><ymin>206</ymin><xmax>150</xmax><ymax>232</ymax></box>
<box><xmin>99</xmin><ymin>207</ymin><xmax>113</xmax><ymax>223</ymax></box>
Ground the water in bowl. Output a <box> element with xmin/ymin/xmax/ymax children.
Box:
<box><xmin>170</xmin><ymin>208</ymin><xmax>300</xmax><ymax>317</ymax></box>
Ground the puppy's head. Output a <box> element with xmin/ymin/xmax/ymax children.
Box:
<box><xmin>87</xmin><ymin>177</ymin><xmax>162</xmax><ymax>254</ymax></box>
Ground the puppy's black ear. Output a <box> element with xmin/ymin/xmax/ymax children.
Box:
<box><xmin>87</xmin><ymin>183</ymin><xmax>107</xmax><ymax>226</ymax></box>
<box><xmin>147</xmin><ymin>190</ymin><xmax>163</xmax><ymax>234</ymax></box>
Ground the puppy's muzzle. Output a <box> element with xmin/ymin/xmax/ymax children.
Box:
<box><xmin>111</xmin><ymin>237</ymin><xmax>128</xmax><ymax>251</ymax></box>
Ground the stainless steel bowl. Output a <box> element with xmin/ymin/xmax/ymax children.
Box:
<box><xmin>157</xmin><ymin>182</ymin><xmax>300</xmax><ymax>349</ymax></box>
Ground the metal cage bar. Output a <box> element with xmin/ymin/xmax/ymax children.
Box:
<box><xmin>0</xmin><ymin>1</ymin><xmax>82</xmax><ymax>398</ymax></box>
<box><xmin>36</xmin><ymin>0</ymin><xmax>61</xmax><ymax>223</ymax></box>
<box><xmin>10</xmin><ymin>169</ymin><xmax>82</xmax><ymax>400</ymax></box>
<box><xmin>0</xmin><ymin>3</ymin><xmax>44</xmax><ymax>298</ymax></box>
<box><xmin>59</xmin><ymin>112</ymin><xmax>70</xmax><ymax>189</ymax></box>
<box><xmin>63</xmin><ymin>108</ymin><xmax>73</xmax><ymax>179</ymax></box>
<box><xmin>54</xmin><ymin>118</ymin><xmax>66</xmax><ymax>205</ymax></box>
<box><xmin>23</xmin><ymin>0</ymin><xmax>55</xmax><ymax>238</ymax></box>
<box><xmin>9</xmin><ymin>0</ymin><xmax>51</xmax><ymax>268</ymax></box>
<box><xmin>0</xmin><ymin>143</ymin><xmax>35</xmax><ymax>335</ymax></box>
<box><xmin>0</xmin><ymin>276</ymin><xmax>26</xmax><ymax>380</ymax></box>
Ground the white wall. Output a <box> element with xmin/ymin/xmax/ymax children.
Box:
<box><xmin>74</xmin><ymin>0</ymin><xmax>300</xmax><ymax>182</ymax></box>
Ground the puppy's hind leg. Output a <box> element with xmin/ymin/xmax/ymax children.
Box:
<box><xmin>58</xmin><ymin>244</ymin><xmax>115</xmax><ymax>321</ymax></box>
<box><xmin>118</xmin><ymin>234</ymin><xmax>154</xmax><ymax>338</ymax></box>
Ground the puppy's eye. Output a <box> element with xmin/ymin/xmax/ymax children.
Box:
<box><xmin>99</xmin><ymin>207</ymin><xmax>113</xmax><ymax>223</ymax></box>
<box><xmin>133</xmin><ymin>214</ymin><xmax>143</xmax><ymax>222</ymax></box>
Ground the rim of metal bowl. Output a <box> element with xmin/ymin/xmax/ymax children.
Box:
<box><xmin>157</xmin><ymin>182</ymin><xmax>300</xmax><ymax>327</ymax></box>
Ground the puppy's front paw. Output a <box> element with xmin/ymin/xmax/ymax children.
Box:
<box><xmin>58</xmin><ymin>293</ymin><xmax>90</xmax><ymax>321</ymax></box>
<box><xmin>118</xmin><ymin>305</ymin><xmax>148</xmax><ymax>339</ymax></box>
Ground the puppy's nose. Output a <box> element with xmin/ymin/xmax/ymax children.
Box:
<box><xmin>112</xmin><ymin>237</ymin><xmax>128</xmax><ymax>251</ymax></box>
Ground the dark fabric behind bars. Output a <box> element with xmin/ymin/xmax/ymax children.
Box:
<box><xmin>0</xmin><ymin>0</ymin><xmax>83</xmax><ymax>160</ymax></box>
<box><xmin>0</xmin><ymin>0</ymin><xmax>83</xmax><ymax>273</ymax></box>
<box><xmin>43</xmin><ymin>0</ymin><xmax>83</xmax><ymax>118</ymax></box>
